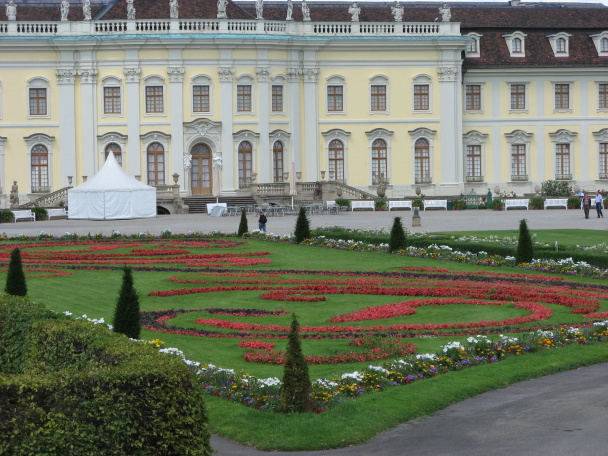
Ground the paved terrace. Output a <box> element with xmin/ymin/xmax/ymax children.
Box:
<box><xmin>0</xmin><ymin>207</ymin><xmax>605</xmax><ymax>238</ymax></box>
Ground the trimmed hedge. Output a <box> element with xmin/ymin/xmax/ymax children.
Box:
<box><xmin>0</xmin><ymin>294</ymin><xmax>211</xmax><ymax>456</ymax></box>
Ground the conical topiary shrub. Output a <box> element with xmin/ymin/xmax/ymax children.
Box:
<box><xmin>388</xmin><ymin>216</ymin><xmax>408</xmax><ymax>253</ymax></box>
<box><xmin>294</xmin><ymin>207</ymin><xmax>311</xmax><ymax>243</ymax></box>
<box><xmin>515</xmin><ymin>218</ymin><xmax>534</xmax><ymax>264</ymax></box>
<box><xmin>112</xmin><ymin>266</ymin><xmax>141</xmax><ymax>339</ymax></box>
<box><xmin>278</xmin><ymin>314</ymin><xmax>316</xmax><ymax>413</ymax></box>
<box><xmin>4</xmin><ymin>247</ymin><xmax>27</xmax><ymax>296</ymax></box>
<box><xmin>237</xmin><ymin>208</ymin><xmax>248</xmax><ymax>237</ymax></box>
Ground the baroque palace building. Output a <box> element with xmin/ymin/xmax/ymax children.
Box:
<box><xmin>0</xmin><ymin>0</ymin><xmax>607</xmax><ymax>206</ymax></box>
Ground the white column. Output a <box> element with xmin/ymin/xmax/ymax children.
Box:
<box><xmin>78</xmin><ymin>69</ymin><xmax>98</xmax><ymax>178</ymax></box>
<box><xmin>302</xmin><ymin>68</ymin><xmax>319</xmax><ymax>181</ymax></box>
<box><xmin>123</xmin><ymin>67</ymin><xmax>141</xmax><ymax>176</ymax></box>
<box><xmin>287</xmin><ymin>68</ymin><xmax>301</xmax><ymax>173</ymax></box>
<box><xmin>56</xmin><ymin>69</ymin><xmax>77</xmax><ymax>186</ymax></box>
<box><xmin>437</xmin><ymin>66</ymin><xmax>463</xmax><ymax>187</ymax></box>
<box><xmin>167</xmin><ymin>66</ymin><xmax>185</xmax><ymax>192</ymax></box>
<box><xmin>257</xmin><ymin>66</ymin><xmax>270</xmax><ymax>182</ymax></box>
<box><xmin>219</xmin><ymin>66</ymin><xmax>235</xmax><ymax>191</ymax></box>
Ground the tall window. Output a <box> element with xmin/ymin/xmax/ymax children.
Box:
<box><xmin>465</xmin><ymin>85</ymin><xmax>481</xmax><ymax>111</ymax></box>
<box><xmin>599</xmin><ymin>83</ymin><xmax>608</xmax><ymax>109</ymax></box>
<box><xmin>555</xmin><ymin>84</ymin><xmax>570</xmax><ymax>110</ymax></box>
<box><xmin>413</xmin><ymin>85</ymin><xmax>429</xmax><ymax>111</ymax></box>
<box><xmin>600</xmin><ymin>143</ymin><xmax>608</xmax><ymax>177</ymax></box>
<box><xmin>193</xmin><ymin>85</ymin><xmax>210</xmax><ymax>113</ymax></box>
<box><xmin>370</xmin><ymin>85</ymin><xmax>386</xmax><ymax>112</ymax></box>
<box><xmin>328</xmin><ymin>139</ymin><xmax>345</xmax><ymax>182</ymax></box>
<box><xmin>602</xmin><ymin>37</ymin><xmax>608</xmax><ymax>52</ymax></box>
<box><xmin>511</xmin><ymin>84</ymin><xmax>526</xmax><ymax>110</ymax></box>
<box><xmin>414</xmin><ymin>138</ymin><xmax>430</xmax><ymax>183</ymax></box>
<box><xmin>104</xmin><ymin>143</ymin><xmax>122</xmax><ymax>166</ymax></box>
<box><xmin>271</xmin><ymin>85</ymin><xmax>283</xmax><ymax>112</ymax></box>
<box><xmin>555</xmin><ymin>144</ymin><xmax>570</xmax><ymax>178</ymax></box>
<box><xmin>272</xmin><ymin>141</ymin><xmax>284</xmax><ymax>183</ymax></box>
<box><xmin>145</xmin><ymin>86</ymin><xmax>164</xmax><ymax>114</ymax></box>
<box><xmin>327</xmin><ymin>86</ymin><xmax>343</xmax><ymax>112</ymax></box>
<box><xmin>466</xmin><ymin>145</ymin><xmax>481</xmax><ymax>180</ymax></box>
<box><xmin>513</xmin><ymin>37</ymin><xmax>522</xmax><ymax>53</ymax></box>
<box><xmin>371</xmin><ymin>139</ymin><xmax>387</xmax><ymax>184</ymax></box>
<box><xmin>103</xmin><ymin>87</ymin><xmax>121</xmax><ymax>115</ymax></box>
<box><xmin>147</xmin><ymin>142</ymin><xmax>165</xmax><ymax>185</ymax></box>
<box><xmin>29</xmin><ymin>88</ymin><xmax>47</xmax><ymax>116</ymax></box>
<box><xmin>556</xmin><ymin>38</ymin><xmax>567</xmax><ymax>53</ymax></box>
<box><xmin>511</xmin><ymin>144</ymin><xmax>527</xmax><ymax>178</ymax></box>
<box><xmin>237</xmin><ymin>85</ymin><xmax>252</xmax><ymax>112</ymax></box>
<box><xmin>31</xmin><ymin>144</ymin><xmax>49</xmax><ymax>192</ymax></box>
<box><xmin>191</xmin><ymin>143</ymin><xmax>211</xmax><ymax>195</ymax></box>
<box><xmin>238</xmin><ymin>141</ymin><xmax>253</xmax><ymax>187</ymax></box>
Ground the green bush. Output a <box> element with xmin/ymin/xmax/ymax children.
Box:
<box><xmin>31</xmin><ymin>206</ymin><xmax>48</xmax><ymax>220</ymax></box>
<box><xmin>5</xmin><ymin>247</ymin><xmax>27</xmax><ymax>297</ymax></box>
<box><xmin>515</xmin><ymin>218</ymin><xmax>534</xmax><ymax>264</ymax></box>
<box><xmin>237</xmin><ymin>208</ymin><xmax>248</xmax><ymax>236</ymax></box>
<box><xmin>294</xmin><ymin>207</ymin><xmax>311</xmax><ymax>243</ymax></box>
<box><xmin>492</xmin><ymin>199</ymin><xmax>504</xmax><ymax>210</ymax></box>
<box><xmin>374</xmin><ymin>199</ymin><xmax>387</xmax><ymax>210</ymax></box>
<box><xmin>389</xmin><ymin>217</ymin><xmax>408</xmax><ymax>253</ymax></box>
<box><xmin>0</xmin><ymin>295</ymin><xmax>211</xmax><ymax>455</ymax></box>
<box><xmin>567</xmin><ymin>197</ymin><xmax>581</xmax><ymax>209</ymax></box>
<box><xmin>452</xmin><ymin>200</ymin><xmax>467</xmax><ymax>210</ymax></box>
<box><xmin>334</xmin><ymin>198</ymin><xmax>350</xmax><ymax>208</ymax></box>
<box><xmin>112</xmin><ymin>266</ymin><xmax>141</xmax><ymax>339</ymax></box>
<box><xmin>412</xmin><ymin>199</ymin><xmax>424</xmax><ymax>209</ymax></box>
<box><xmin>1</xmin><ymin>210</ymin><xmax>14</xmax><ymax>222</ymax></box>
<box><xmin>541</xmin><ymin>180</ymin><xmax>572</xmax><ymax>197</ymax></box>
<box><xmin>530</xmin><ymin>197</ymin><xmax>545</xmax><ymax>209</ymax></box>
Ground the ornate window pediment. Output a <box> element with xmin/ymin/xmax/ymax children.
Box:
<box><xmin>505</xmin><ymin>129</ymin><xmax>533</xmax><ymax>145</ymax></box>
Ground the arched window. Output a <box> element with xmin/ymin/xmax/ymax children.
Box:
<box><xmin>414</xmin><ymin>138</ymin><xmax>430</xmax><ymax>184</ymax></box>
<box><xmin>191</xmin><ymin>143</ymin><xmax>211</xmax><ymax>195</ymax></box>
<box><xmin>513</xmin><ymin>37</ymin><xmax>522</xmax><ymax>53</ymax></box>
<box><xmin>371</xmin><ymin>139</ymin><xmax>387</xmax><ymax>184</ymax></box>
<box><xmin>273</xmin><ymin>141</ymin><xmax>284</xmax><ymax>183</ymax></box>
<box><xmin>328</xmin><ymin>139</ymin><xmax>345</xmax><ymax>182</ymax></box>
<box><xmin>556</xmin><ymin>37</ymin><xmax>566</xmax><ymax>53</ymax></box>
<box><xmin>238</xmin><ymin>141</ymin><xmax>253</xmax><ymax>188</ymax></box>
<box><xmin>104</xmin><ymin>143</ymin><xmax>122</xmax><ymax>166</ymax></box>
<box><xmin>147</xmin><ymin>142</ymin><xmax>165</xmax><ymax>185</ymax></box>
<box><xmin>602</xmin><ymin>37</ymin><xmax>608</xmax><ymax>52</ymax></box>
<box><xmin>31</xmin><ymin>144</ymin><xmax>49</xmax><ymax>192</ymax></box>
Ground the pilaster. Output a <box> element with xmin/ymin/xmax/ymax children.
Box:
<box><xmin>123</xmin><ymin>67</ymin><xmax>141</xmax><ymax>175</ymax></box>
<box><xmin>257</xmin><ymin>66</ymin><xmax>270</xmax><ymax>182</ymax></box>
<box><xmin>78</xmin><ymin>69</ymin><xmax>98</xmax><ymax>179</ymax></box>
<box><xmin>218</xmin><ymin>66</ymin><xmax>235</xmax><ymax>190</ymax></box>
<box><xmin>56</xmin><ymin>69</ymin><xmax>77</xmax><ymax>186</ymax></box>
<box><xmin>167</xmin><ymin>66</ymin><xmax>185</xmax><ymax>191</ymax></box>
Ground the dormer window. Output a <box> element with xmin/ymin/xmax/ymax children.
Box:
<box><xmin>465</xmin><ymin>33</ymin><xmax>482</xmax><ymax>58</ymax></box>
<box><xmin>547</xmin><ymin>33</ymin><xmax>571</xmax><ymax>57</ymax></box>
<box><xmin>503</xmin><ymin>32</ymin><xmax>527</xmax><ymax>58</ymax></box>
<box><xmin>590</xmin><ymin>32</ymin><xmax>608</xmax><ymax>57</ymax></box>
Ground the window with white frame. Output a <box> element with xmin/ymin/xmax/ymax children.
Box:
<box><xmin>503</xmin><ymin>32</ymin><xmax>527</xmax><ymax>58</ymax></box>
<box><xmin>547</xmin><ymin>33</ymin><xmax>571</xmax><ymax>57</ymax></box>
<box><xmin>31</xmin><ymin>144</ymin><xmax>49</xmax><ymax>192</ymax></box>
<box><xmin>600</xmin><ymin>142</ymin><xmax>608</xmax><ymax>179</ymax></box>
<box><xmin>101</xmin><ymin>76</ymin><xmax>122</xmax><ymax>117</ymax></box>
<box><xmin>599</xmin><ymin>83</ymin><xmax>608</xmax><ymax>110</ymax></box>
<box><xmin>414</xmin><ymin>139</ymin><xmax>431</xmax><ymax>184</ymax></box>
<box><xmin>465</xmin><ymin>84</ymin><xmax>482</xmax><ymax>111</ymax></box>
<box><xmin>273</xmin><ymin>141</ymin><xmax>284</xmax><ymax>183</ymax></box>
<box><xmin>510</xmin><ymin>83</ymin><xmax>527</xmax><ymax>111</ymax></box>
<box><xmin>603</xmin><ymin>37</ymin><xmax>608</xmax><ymax>52</ymax></box>
<box><xmin>271</xmin><ymin>85</ymin><xmax>284</xmax><ymax>113</ymax></box>
<box><xmin>144</xmin><ymin>76</ymin><xmax>165</xmax><ymax>115</ymax></box>
<box><xmin>590</xmin><ymin>32</ymin><xmax>608</xmax><ymax>57</ymax></box>
<box><xmin>466</xmin><ymin>146</ymin><xmax>482</xmax><ymax>181</ymax></box>
<box><xmin>554</xmin><ymin>83</ymin><xmax>571</xmax><ymax>111</ymax></box>
<box><xmin>371</xmin><ymin>139</ymin><xmax>387</xmax><ymax>185</ymax></box>
<box><xmin>412</xmin><ymin>75</ymin><xmax>432</xmax><ymax>113</ymax></box>
<box><xmin>238</xmin><ymin>141</ymin><xmax>253</xmax><ymax>187</ymax></box>
<box><xmin>465</xmin><ymin>33</ymin><xmax>482</xmax><ymax>58</ymax></box>
<box><xmin>104</xmin><ymin>143</ymin><xmax>122</xmax><ymax>166</ymax></box>
<box><xmin>369</xmin><ymin>75</ymin><xmax>389</xmax><ymax>114</ymax></box>
<box><xmin>326</xmin><ymin>76</ymin><xmax>346</xmax><ymax>114</ymax></box>
<box><xmin>191</xmin><ymin>75</ymin><xmax>213</xmax><ymax>115</ymax></box>
<box><xmin>328</xmin><ymin>139</ymin><xmax>345</xmax><ymax>182</ymax></box>
<box><xmin>28</xmin><ymin>78</ymin><xmax>49</xmax><ymax>118</ymax></box>
<box><xmin>237</xmin><ymin>85</ymin><xmax>252</xmax><ymax>113</ymax></box>
<box><xmin>147</xmin><ymin>142</ymin><xmax>165</xmax><ymax>185</ymax></box>
<box><xmin>505</xmin><ymin>129</ymin><xmax>533</xmax><ymax>181</ymax></box>
<box><xmin>550</xmin><ymin>129</ymin><xmax>577</xmax><ymax>180</ymax></box>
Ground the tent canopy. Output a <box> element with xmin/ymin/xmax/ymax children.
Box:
<box><xmin>68</xmin><ymin>153</ymin><xmax>157</xmax><ymax>220</ymax></box>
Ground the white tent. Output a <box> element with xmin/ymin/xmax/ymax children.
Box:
<box><xmin>68</xmin><ymin>153</ymin><xmax>157</xmax><ymax>220</ymax></box>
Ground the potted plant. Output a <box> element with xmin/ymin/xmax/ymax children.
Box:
<box><xmin>1</xmin><ymin>210</ymin><xmax>14</xmax><ymax>223</ymax></box>
<box><xmin>452</xmin><ymin>200</ymin><xmax>466</xmax><ymax>210</ymax></box>
<box><xmin>492</xmin><ymin>199</ymin><xmax>504</xmax><ymax>211</ymax></box>
<box><xmin>335</xmin><ymin>197</ymin><xmax>350</xmax><ymax>209</ymax></box>
<box><xmin>412</xmin><ymin>199</ymin><xmax>424</xmax><ymax>210</ymax></box>
<box><xmin>530</xmin><ymin>197</ymin><xmax>544</xmax><ymax>210</ymax></box>
<box><xmin>567</xmin><ymin>197</ymin><xmax>581</xmax><ymax>210</ymax></box>
<box><xmin>374</xmin><ymin>200</ymin><xmax>387</xmax><ymax>211</ymax></box>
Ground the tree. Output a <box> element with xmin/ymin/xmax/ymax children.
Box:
<box><xmin>388</xmin><ymin>216</ymin><xmax>408</xmax><ymax>253</ymax></box>
<box><xmin>515</xmin><ymin>218</ymin><xmax>534</xmax><ymax>264</ymax></box>
<box><xmin>237</xmin><ymin>208</ymin><xmax>248</xmax><ymax>237</ymax></box>
<box><xmin>4</xmin><ymin>247</ymin><xmax>27</xmax><ymax>296</ymax></box>
<box><xmin>278</xmin><ymin>314</ymin><xmax>315</xmax><ymax>413</ymax></box>
<box><xmin>294</xmin><ymin>206</ymin><xmax>311</xmax><ymax>243</ymax></box>
<box><xmin>112</xmin><ymin>266</ymin><xmax>141</xmax><ymax>339</ymax></box>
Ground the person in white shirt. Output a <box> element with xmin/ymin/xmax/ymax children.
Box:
<box><xmin>595</xmin><ymin>190</ymin><xmax>604</xmax><ymax>218</ymax></box>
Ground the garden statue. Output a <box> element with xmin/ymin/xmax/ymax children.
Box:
<box><xmin>348</xmin><ymin>2</ymin><xmax>360</xmax><ymax>21</ymax></box>
<box><xmin>255</xmin><ymin>0</ymin><xmax>263</xmax><ymax>19</ymax></box>
<box><xmin>439</xmin><ymin>2</ymin><xmax>451</xmax><ymax>22</ymax></box>
<box><xmin>391</xmin><ymin>1</ymin><xmax>403</xmax><ymax>22</ymax></box>
<box><xmin>9</xmin><ymin>181</ymin><xmax>19</xmax><ymax>208</ymax></box>
<box><xmin>217</xmin><ymin>0</ymin><xmax>227</xmax><ymax>18</ymax></box>
<box><xmin>60</xmin><ymin>0</ymin><xmax>69</xmax><ymax>21</ymax></box>
<box><xmin>82</xmin><ymin>0</ymin><xmax>91</xmax><ymax>20</ymax></box>
<box><xmin>127</xmin><ymin>0</ymin><xmax>135</xmax><ymax>19</ymax></box>
<box><xmin>301</xmin><ymin>0</ymin><xmax>310</xmax><ymax>21</ymax></box>
<box><xmin>183</xmin><ymin>154</ymin><xmax>192</xmax><ymax>170</ymax></box>
<box><xmin>6</xmin><ymin>0</ymin><xmax>16</xmax><ymax>20</ymax></box>
<box><xmin>286</xmin><ymin>0</ymin><xmax>293</xmax><ymax>20</ymax></box>
<box><xmin>212</xmin><ymin>153</ymin><xmax>223</xmax><ymax>169</ymax></box>
<box><xmin>377</xmin><ymin>172</ymin><xmax>387</xmax><ymax>198</ymax></box>
<box><xmin>169</xmin><ymin>0</ymin><xmax>178</xmax><ymax>19</ymax></box>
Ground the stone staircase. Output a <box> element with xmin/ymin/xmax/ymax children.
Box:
<box><xmin>183</xmin><ymin>195</ymin><xmax>257</xmax><ymax>214</ymax></box>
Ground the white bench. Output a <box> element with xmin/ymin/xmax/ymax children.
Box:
<box><xmin>47</xmin><ymin>208</ymin><xmax>68</xmax><ymax>219</ymax></box>
<box><xmin>424</xmin><ymin>200</ymin><xmax>448</xmax><ymax>210</ymax></box>
<box><xmin>388</xmin><ymin>200</ymin><xmax>413</xmax><ymax>211</ymax></box>
<box><xmin>504</xmin><ymin>199</ymin><xmax>529</xmax><ymax>210</ymax></box>
<box><xmin>351</xmin><ymin>200</ymin><xmax>375</xmax><ymax>211</ymax></box>
<box><xmin>544</xmin><ymin>199</ymin><xmax>568</xmax><ymax>209</ymax></box>
<box><xmin>11</xmin><ymin>210</ymin><xmax>36</xmax><ymax>222</ymax></box>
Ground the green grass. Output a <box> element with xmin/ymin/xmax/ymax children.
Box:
<box><xmin>435</xmin><ymin>229</ymin><xmax>608</xmax><ymax>247</ymax></box>
<box><xmin>3</xmin><ymin>231</ymin><xmax>608</xmax><ymax>451</ymax></box>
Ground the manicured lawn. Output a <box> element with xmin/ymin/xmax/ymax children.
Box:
<box><xmin>435</xmin><ymin>228</ymin><xmax>608</xmax><ymax>247</ymax></box>
<box><xmin>3</xmin><ymin>231</ymin><xmax>608</xmax><ymax>451</ymax></box>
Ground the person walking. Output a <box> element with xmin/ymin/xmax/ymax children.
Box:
<box><xmin>595</xmin><ymin>190</ymin><xmax>604</xmax><ymax>218</ymax></box>
<box><xmin>582</xmin><ymin>192</ymin><xmax>592</xmax><ymax>219</ymax></box>
<box><xmin>257</xmin><ymin>210</ymin><xmax>267</xmax><ymax>233</ymax></box>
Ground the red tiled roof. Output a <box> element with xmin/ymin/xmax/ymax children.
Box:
<box><xmin>101</xmin><ymin>0</ymin><xmax>252</xmax><ymax>20</ymax></box>
<box><xmin>14</xmin><ymin>4</ymin><xmax>105</xmax><ymax>21</ymax></box>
